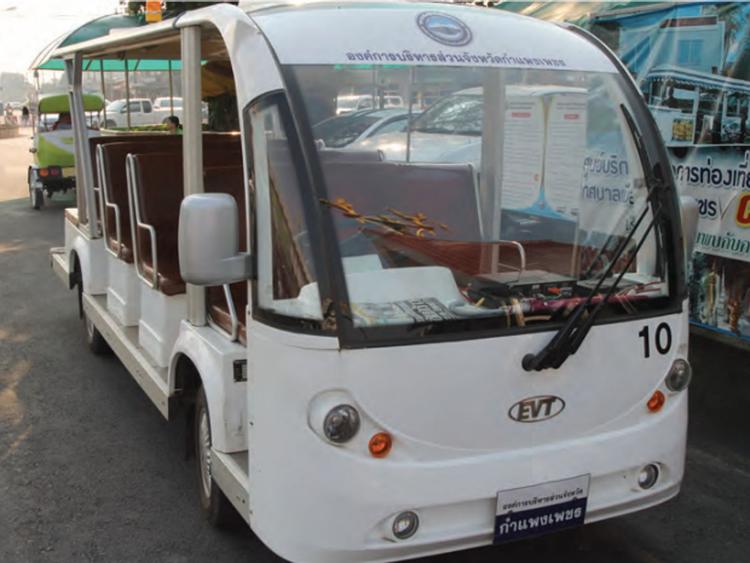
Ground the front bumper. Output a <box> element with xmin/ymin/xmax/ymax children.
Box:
<box><xmin>250</xmin><ymin>392</ymin><xmax>687</xmax><ymax>563</ymax></box>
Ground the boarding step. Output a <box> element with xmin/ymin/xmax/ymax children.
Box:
<box><xmin>83</xmin><ymin>293</ymin><xmax>169</xmax><ymax>417</ymax></box>
<box><xmin>212</xmin><ymin>449</ymin><xmax>250</xmax><ymax>524</ymax></box>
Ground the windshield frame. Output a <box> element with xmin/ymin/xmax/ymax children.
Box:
<box><xmin>278</xmin><ymin>59</ymin><xmax>686</xmax><ymax>349</ymax></box>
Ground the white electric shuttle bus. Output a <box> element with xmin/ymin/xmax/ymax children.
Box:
<box><xmin>49</xmin><ymin>2</ymin><xmax>699</xmax><ymax>561</ymax></box>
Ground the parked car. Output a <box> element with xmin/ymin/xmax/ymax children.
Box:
<box><xmin>313</xmin><ymin>108</ymin><xmax>416</xmax><ymax>148</ymax></box>
<box><xmin>349</xmin><ymin>88</ymin><xmax>484</xmax><ymax>161</ymax></box>
<box><xmin>102</xmin><ymin>98</ymin><xmax>155</xmax><ymax>128</ymax></box>
<box><xmin>103</xmin><ymin>97</ymin><xmax>207</xmax><ymax>128</ymax></box>
<box><xmin>335</xmin><ymin>93</ymin><xmax>404</xmax><ymax>115</ymax></box>
<box><xmin>153</xmin><ymin>96</ymin><xmax>183</xmax><ymax>112</ymax></box>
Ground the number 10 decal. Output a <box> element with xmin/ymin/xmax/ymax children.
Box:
<box><xmin>638</xmin><ymin>323</ymin><xmax>672</xmax><ymax>358</ymax></box>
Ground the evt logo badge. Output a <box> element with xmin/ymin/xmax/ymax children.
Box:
<box><xmin>508</xmin><ymin>395</ymin><xmax>565</xmax><ymax>423</ymax></box>
<box><xmin>416</xmin><ymin>12</ymin><xmax>473</xmax><ymax>47</ymax></box>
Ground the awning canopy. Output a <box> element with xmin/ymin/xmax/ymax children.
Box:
<box><xmin>29</xmin><ymin>13</ymin><xmax>169</xmax><ymax>71</ymax></box>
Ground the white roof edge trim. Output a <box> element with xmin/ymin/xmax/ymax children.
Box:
<box><xmin>51</xmin><ymin>19</ymin><xmax>176</xmax><ymax>60</ymax></box>
<box><xmin>49</xmin><ymin>3</ymin><xmax>249</xmax><ymax>60</ymax></box>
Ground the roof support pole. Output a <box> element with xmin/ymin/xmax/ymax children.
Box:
<box><xmin>168</xmin><ymin>59</ymin><xmax>174</xmax><ymax>116</ymax></box>
<box><xmin>181</xmin><ymin>25</ymin><xmax>206</xmax><ymax>326</ymax></box>
<box><xmin>124</xmin><ymin>57</ymin><xmax>131</xmax><ymax>129</ymax></box>
<box><xmin>478</xmin><ymin>69</ymin><xmax>505</xmax><ymax>271</ymax></box>
<box><xmin>65</xmin><ymin>54</ymin><xmax>98</xmax><ymax>236</ymax></box>
<box><xmin>100</xmin><ymin>63</ymin><xmax>107</xmax><ymax>127</ymax></box>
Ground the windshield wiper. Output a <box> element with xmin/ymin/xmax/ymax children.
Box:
<box><xmin>522</xmin><ymin>105</ymin><xmax>665</xmax><ymax>372</ymax></box>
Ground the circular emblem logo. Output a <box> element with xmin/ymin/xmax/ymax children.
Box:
<box><xmin>416</xmin><ymin>12</ymin><xmax>473</xmax><ymax>47</ymax></box>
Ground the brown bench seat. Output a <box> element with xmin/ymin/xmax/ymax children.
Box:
<box><xmin>129</xmin><ymin>155</ymin><xmax>245</xmax><ymax>303</ymax></box>
<box><xmin>130</xmin><ymin>152</ymin><xmax>186</xmax><ymax>295</ymax></box>
<box><xmin>99</xmin><ymin>136</ymin><xmax>242</xmax><ymax>263</ymax></box>
<box><xmin>99</xmin><ymin>141</ymin><xmax>182</xmax><ymax>262</ymax></box>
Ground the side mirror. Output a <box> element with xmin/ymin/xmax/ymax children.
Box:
<box><xmin>178</xmin><ymin>193</ymin><xmax>253</xmax><ymax>285</ymax></box>
<box><xmin>679</xmin><ymin>195</ymin><xmax>699</xmax><ymax>263</ymax></box>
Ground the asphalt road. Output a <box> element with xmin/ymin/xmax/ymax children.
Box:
<box><xmin>1</xmin><ymin>134</ymin><xmax>749</xmax><ymax>562</ymax></box>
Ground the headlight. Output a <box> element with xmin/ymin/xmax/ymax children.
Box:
<box><xmin>323</xmin><ymin>404</ymin><xmax>360</xmax><ymax>443</ymax></box>
<box><xmin>665</xmin><ymin>359</ymin><xmax>692</xmax><ymax>392</ymax></box>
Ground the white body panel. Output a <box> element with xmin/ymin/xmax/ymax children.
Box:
<box><xmin>106</xmin><ymin>254</ymin><xmax>141</xmax><ymax>326</ymax></box>
<box><xmin>171</xmin><ymin>321</ymin><xmax>248</xmax><ymax>452</ymax></box>
<box><xmin>138</xmin><ymin>285</ymin><xmax>186</xmax><ymax>369</ymax></box>
<box><xmin>247</xmin><ymin>311</ymin><xmax>688</xmax><ymax>563</ymax></box>
<box><xmin>64</xmin><ymin>217</ymin><xmax>108</xmax><ymax>295</ymax></box>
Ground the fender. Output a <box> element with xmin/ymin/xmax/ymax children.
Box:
<box><xmin>170</xmin><ymin>321</ymin><xmax>247</xmax><ymax>453</ymax></box>
<box><xmin>67</xmin><ymin>227</ymin><xmax>108</xmax><ymax>295</ymax></box>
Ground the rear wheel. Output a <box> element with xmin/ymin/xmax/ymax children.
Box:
<box><xmin>194</xmin><ymin>386</ymin><xmax>235</xmax><ymax>527</ymax></box>
<box><xmin>76</xmin><ymin>268</ymin><xmax>110</xmax><ymax>355</ymax></box>
<box><xmin>29</xmin><ymin>168</ymin><xmax>43</xmax><ymax>210</ymax></box>
<box><xmin>83</xmin><ymin>308</ymin><xmax>110</xmax><ymax>355</ymax></box>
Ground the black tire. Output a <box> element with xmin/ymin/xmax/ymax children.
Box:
<box><xmin>83</xmin><ymin>304</ymin><xmax>110</xmax><ymax>355</ymax></box>
<box><xmin>194</xmin><ymin>386</ymin><xmax>235</xmax><ymax>527</ymax></box>
<box><xmin>31</xmin><ymin>187</ymin><xmax>43</xmax><ymax>210</ymax></box>
<box><xmin>77</xmin><ymin>273</ymin><xmax>110</xmax><ymax>355</ymax></box>
<box><xmin>104</xmin><ymin>119</ymin><xmax>116</xmax><ymax>129</ymax></box>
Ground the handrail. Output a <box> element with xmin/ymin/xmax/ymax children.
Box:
<box><xmin>222</xmin><ymin>284</ymin><xmax>239</xmax><ymax>341</ymax></box>
<box><xmin>126</xmin><ymin>154</ymin><xmax>159</xmax><ymax>289</ymax></box>
<box><xmin>136</xmin><ymin>223</ymin><xmax>159</xmax><ymax>288</ymax></box>
<box><xmin>491</xmin><ymin>239</ymin><xmax>527</xmax><ymax>284</ymax></box>
<box><xmin>97</xmin><ymin>145</ymin><xmax>121</xmax><ymax>260</ymax></box>
<box><xmin>105</xmin><ymin>202</ymin><xmax>122</xmax><ymax>253</ymax></box>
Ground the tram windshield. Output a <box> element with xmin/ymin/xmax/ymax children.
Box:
<box><xmin>276</xmin><ymin>65</ymin><xmax>674</xmax><ymax>332</ymax></box>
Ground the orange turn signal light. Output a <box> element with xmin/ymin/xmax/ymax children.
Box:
<box><xmin>39</xmin><ymin>168</ymin><xmax>49</xmax><ymax>177</ymax></box>
<box><xmin>647</xmin><ymin>390</ymin><xmax>665</xmax><ymax>412</ymax></box>
<box><xmin>369</xmin><ymin>432</ymin><xmax>392</xmax><ymax>458</ymax></box>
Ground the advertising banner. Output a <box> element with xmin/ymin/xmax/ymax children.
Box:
<box><xmin>498</xmin><ymin>1</ymin><xmax>750</xmax><ymax>344</ymax></box>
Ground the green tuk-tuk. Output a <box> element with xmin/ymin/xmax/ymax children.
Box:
<box><xmin>28</xmin><ymin>93</ymin><xmax>104</xmax><ymax>209</ymax></box>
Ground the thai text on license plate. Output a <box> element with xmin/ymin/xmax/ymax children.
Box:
<box><xmin>494</xmin><ymin>474</ymin><xmax>590</xmax><ymax>544</ymax></box>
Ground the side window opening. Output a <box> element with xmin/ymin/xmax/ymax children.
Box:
<box><xmin>247</xmin><ymin>95</ymin><xmax>323</xmax><ymax>324</ymax></box>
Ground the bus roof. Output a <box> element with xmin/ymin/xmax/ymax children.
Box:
<box><xmin>250</xmin><ymin>2</ymin><xmax>617</xmax><ymax>72</ymax></box>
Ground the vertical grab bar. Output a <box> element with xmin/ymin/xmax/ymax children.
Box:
<box><xmin>127</xmin><ymin>154</ymin><xmax>159</xmax><ymax>289</ymax></box>
<box><xmin>222</xmin><ymin>284</ymin><xmax>239</xmax><ymax>341</ymax></box>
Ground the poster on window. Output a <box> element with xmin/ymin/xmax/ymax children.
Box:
<box><xmin>497</xmin><ymin>0</ymin><xmax>750</xmax><ymax>344</ymax></box>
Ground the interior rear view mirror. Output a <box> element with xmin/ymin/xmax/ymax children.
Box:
<box><xmin>178</xmin><ymin>193</ymin><xmax>253</xmax><ymax>286</ymax></box>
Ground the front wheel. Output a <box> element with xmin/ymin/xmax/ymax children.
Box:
<box><xmin>194</xmin><ymin>386</ymin><xmax>235</xmax><ymax>527</ymax></box>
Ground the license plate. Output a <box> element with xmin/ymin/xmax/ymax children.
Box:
<box><xmin>494</xmin><ymin>474</ymin><xmax>590</xmax><ymax>544</ymax></box>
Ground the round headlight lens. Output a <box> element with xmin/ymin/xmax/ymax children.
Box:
<box><xmin>665</xmin><ymin>359</ymin><xmax>692</xmax><ymax>392</ymax></box>
<box><xmin>323</xmin><ymin>404</ymin><xmax>360</xmax><ymax>443</ymax></box>
<box><xmin>638</xmin><ymin>463</ymin><xmax>660</xmax><ymax>490</ymax></box>
<box><xmin>392</xmin><ymin>511</ymin><xmax>419</xmax><ymax>540</ymax></box>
